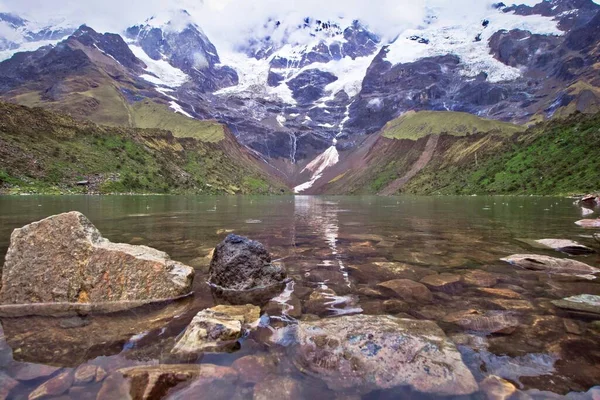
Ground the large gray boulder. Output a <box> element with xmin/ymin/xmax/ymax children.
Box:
<box><xmin>207</xmin><ymin>234</ymin><xmax>287</xmax><ymax>304</ymax></box>
<box><xmin>0</xmin><ymin>212</ymin><xmax>194</xmax><ymax>305</ymax></box>
<box><xmin>292</xmin><ymin>314</ymin><xmax>478</xmax><ymax>396</ymax></box>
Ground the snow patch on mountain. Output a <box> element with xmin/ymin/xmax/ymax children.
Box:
<box><xmin>129</xmin><ymin>44</ymin><xmax>189</xmax><ymax>87</ymax></box>
<box><xmin>215</xmin><ymin>50</ymin><xmax>296</xmax><ymax>103</ymax></box>
<box><xmin>0</xmin><ymin>37</ymin><xmax>63</xmax><ymax>61</ymax></box>
<box><xmin>386</xmin><ymin>6</ymin><xmax>563</xmax><ymax>82</ymax></box>
<box><xmin>169</xmin><ymin>101</ymin><xmax>193</xmax><ymax>118</ymax></box>
<box><xmin>294</xmin><ymin>144</ymin><xmax>340</xmax><ymax>193</ymax></box>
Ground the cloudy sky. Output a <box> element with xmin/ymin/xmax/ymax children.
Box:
<box><xmin>0</xmin><ymin>0</ymin><xmax>597</xmax><ymax>50</ymax></box>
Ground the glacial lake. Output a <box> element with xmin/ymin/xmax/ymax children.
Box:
<box><xmin>0</xmin><ymin>195</ymin><xmax>599</xmax><ymax>399</ymax></box>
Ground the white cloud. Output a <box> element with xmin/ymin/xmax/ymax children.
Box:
<box><xmin>0</xmin><ymin>0</ymin><xmax>598</xmax><ymax>53</ymax></box>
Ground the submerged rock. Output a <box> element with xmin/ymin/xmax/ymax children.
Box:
<box><xmin>575</xmin><ymin>219</ymin><xmax>600</xmax><ymax>228</ymax></box>
<box><xmin>208</xmin><ymin>234</ymin><xmax>287</xmax><ymax>305</ymax></box>
<box><xmin>420</xmin><ymin>273</ymin><xmax>462</xmax><ymax>293</ymax></box>
<box><xmin>551</xmin><ymin>294</ymin><xmax>600</xmax><ymax>316</ymax></box>
<box><xmin>534</xmin><ymin>239</ymin><xmax>594</xmax><ymax>255</ymax></box>
<box><xmin>377</xmin><ymin>279</ymin><xmax>433</xmax><ymax>303</ymax></box>
<box><xmin>500</xmin><ymin>254</ymin><xmax>600</xmax><ymax>278</ymax></box>
<box><xmin>171</xmin><ymin>304</ymin><xmax>260</xmax><ymax>355</ymax></box>
<box><xmin>462</xmin><ymin>270</ymin><xmax>499</xmax><ymax>287</ymax></box>
<box><xmin>443</xmin><ymin>310</ymin><xmax>520</xmax><ymax>334</ymax></box>
<box><xmin>253</xmin><ymin>376</ymin><xmax>305</xmax><ymax>400</ymax></box>
<box><xmin>28</xmin><ymin>371</ymin><xmax>73</xmax><ymax>400</ymax></box>
<box><xmin>0</xmin><ymin>212</ymin><xmax>194</xmax><ymax>305</ymax></box>
<box><xmin>479</xmin><ymin>375</ymin><xmax>518</xmax><ymax>400</ymax></box>
<box><xmin>292</xmin><ymin>314</ymin><xmax>478</xmax><ymax>395</ymax></box>
<box><xmin>114</xmin><ymin>364</ymin><xmax>237</xmax><ymax>400</ymax></box>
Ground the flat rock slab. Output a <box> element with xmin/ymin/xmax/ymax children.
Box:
<box><xmin>575</xmin><ymin>219</ymin><xmax>600</xmax><ymax>228</ymax></box>
<box><xmin>534</xmin><ymin>239</ymin><xmax>594</xmax><ymax>255</ymax></box>
<box><xmin>0</xmin><ymin>212</ymin><xmax>194</xmax><ymax>305</ymax></box>
<box><xmin>420</xmin><ymin>274</ymin><xmax>462</xmax><ymax>293</ymax></box>
<box><xmin>443</xmin><ymin>310</ymin><xmax>520</xmax><ymax>334</ymax></box>
<box><xmin>115</xmin><ymin>364</ymin><xmax>238</xmax><ymax>400</ymax></box>
<box><xmin>552</xmin><ymin>294</ymin><xmax>600</xmax><ymax>315</ymax></box>
<box><xmin>500</xmin><ymin>254</ymin><xmax>599</xmax><ymax>279</ymax></box>
<box><xmin>377</xmin><ymin>279</ymin><xmax>433</xmax><ymax>303</ymax></box>
<box><xmin>171</xmin><ymin>304</ymin><xmax>260</xmax><ymax>355</ymax></box>
<box><xmin>293</xmin><ymin>314</ymin><xmax>478</xmax><ymax>395</ymax></box>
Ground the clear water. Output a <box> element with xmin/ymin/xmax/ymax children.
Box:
<box><xmin>0</xmin><ymin>195</ymin><xmax>599</xmax><ymax>399</ymax></box>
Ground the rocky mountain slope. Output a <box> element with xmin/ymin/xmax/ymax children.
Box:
<box><xmin>0</xmin><ymin>101</ymin><xmax>288</xmax><ymax>194</ymax></box>
<box><xmin>0</xmin><ymin>0</ymin><xmax>598</xmax><ymax>193</ymax></box>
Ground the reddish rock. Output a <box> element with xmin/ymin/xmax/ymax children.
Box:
<box><xmin>462</xmin><ymin>270</ymin><xmax>498</xmax><ymax>287</ymax></box>
<box><xmin>377</xmin><ymin>279</ymin><xmax>433</xmax><ymax>303</ymax></box>
<box><xmin>28</xmin><ymin>371</ymin><xmax>73</xmax><ymax>400</ymax></box>
<box><xmin>477</xmin><ymin>288</ymin><xmax>523</xmax><ymax>299</ymax></box>
<box><xmin>420</xmin><ymin>273</ymin><xmax>462</xmax><ymax>293</ymax></box>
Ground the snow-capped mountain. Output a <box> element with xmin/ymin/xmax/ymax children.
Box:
<box><xmin>0</xmin><ymin>0</ymin><xmax>598</xmax><ymax>192</ymax></box>
<box><xmin>0</xmin><ymin>13</ymin><xmax>75</xmax><ymax>59</ymax></box>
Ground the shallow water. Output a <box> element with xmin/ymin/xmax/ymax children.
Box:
<box><xmin>0</xmin><ymin>195</ymin><xmax>599</xmax><ymax>399</ymax></box>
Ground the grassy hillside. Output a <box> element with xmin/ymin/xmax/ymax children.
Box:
<box><xmin>0</xmin><ymin>101</ymin><xmax>288</xmax><ymax>195</ymax></box>
<box><xmin>403</xmin><ymin>112</ymin><xmax>600</xmax><ymax>195</ymax></box>
<box><xmin>320</xmin><ymin>110</ymin><xmax>600</xmax><ymax>196</ymax></box>
<box><xmin>381</xmin><ymin>110</ymin><xmax>525</xmax><ymax>140</ymax></box>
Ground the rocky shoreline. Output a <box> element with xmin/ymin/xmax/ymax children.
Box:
<box><xmin>0</xmin><ymin>201</ymin><xmax>599</xmax><ymax>399</ymax></box>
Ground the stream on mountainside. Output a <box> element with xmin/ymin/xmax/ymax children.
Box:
<box><xmin>0</xmin><ymin>195</ymin><xmax>599</xmax><ymax>399</ymax></box>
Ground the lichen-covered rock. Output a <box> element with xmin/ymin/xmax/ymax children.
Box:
<box><xmin>171</xmin><ymin>304</ymin><xmax>260</xmax><ymax>355</ymax></box>
<box><xmin>292</xmin><ymin>314</ymin><xmax>478</xmax><ymax>395</ymax></box>
<box><xmin>208</xmin><ymin>234</ymin><xmax>286</xmax><ymax>291</ymax></box>
<box><xmin>500</xmin><ymin>254</ymin><xmax>600</xmax><ymax>278</ymax></box>
<box><xmin>0</xmin><ymin>212</ymin><xmax>194</xmax><ymax>305</ymax></box>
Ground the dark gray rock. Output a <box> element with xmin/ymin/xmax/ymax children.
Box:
<box><xmin>208</xmin><ymin>234</ymin><xmax>287</xmax><ymax>291</ymax></box>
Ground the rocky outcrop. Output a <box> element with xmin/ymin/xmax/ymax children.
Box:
<box><xmin>208</xmin><ymin>234</ymin><xmax>287</xmax><ymax>304</ymax></box>
<box><xmin>171</xmin><ymin>304</ymin><xmax>260</xmax><ymax>355</ymax></box>
<box><xmin>0</xmin><ymin>212</ymin><xmax>194</xmax><ymax>306</ymax></box>
<box><xmin>292</xmin><ymin>315</ymin><xmax>478</xmax><ymax>395</ymax></box>
<box><xmin>500</xmin><ymin>254</ymin><xmax>600</xmax><ymax>278</ymax></box>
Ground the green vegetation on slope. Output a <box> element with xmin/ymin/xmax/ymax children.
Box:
<box><xmin>0</xmin><ymin>102</ymin><xmax>287</xmax><ymax>195</ymax></box>
<box><xmin>382</xmin><ymin>110</ymin><xmax>525</xmax><ymax>141</ymax></box>
<box><xmin>403</xmin><ymin>112</ymin><xmax>600</xmax><ymax>195</ymax></box>
<box><xmin>131</xmin><ymin>100</ymin><xmax>224</xmax><ymax>142</ymax></box>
